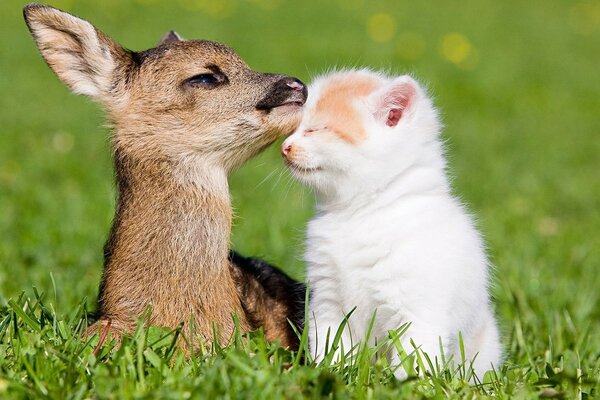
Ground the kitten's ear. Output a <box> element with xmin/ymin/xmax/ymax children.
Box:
<box><xmin>23</xmin><ymin>4</ymin><xmax>131</xmax><ymax>100</ymax></box>
<box><xmin>372</xmin><ymin>76</ymin><xmax>418</xmax><ymax>128</ymax></box>
<box><xmin>157</xmin><ymin>30</ymin><xmax>183</xmax><ymax>46</ymax></box>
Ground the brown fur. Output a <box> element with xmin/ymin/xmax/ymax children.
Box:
<box><xmin>24</xmin><ymin>4</ymin><xmax>307</xmax><ymax>348</ymax></box>
<box><xmin>229</xmin><ymin>251</ymin><xmax>305</xmax><ymax>349</ymax></box>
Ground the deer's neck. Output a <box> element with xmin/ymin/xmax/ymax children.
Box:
<box><xmin>98</xmin><ymin>149</ymin><xmax>240</xmax><ymax>333</ymax></box>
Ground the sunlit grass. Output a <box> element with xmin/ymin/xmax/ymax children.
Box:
<box><xmin>1</xmin><ymin>0</ymin><xmax>599</xmax><ymax>398</ymax></box>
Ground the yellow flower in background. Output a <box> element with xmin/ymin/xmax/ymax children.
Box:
<box><xmin>367</xmin><ymin>13</ymin><xmax>396</xmax><ymax>43</ymax></box>
<box><xmin>441</xmin><ymin>33</ymin><xmax>471</xmax><ymax>64</ymax></box>
<box><xmin>0</xmin><ymin>378</ymin><xmax>8</xmax><ymax>394</ymax></box>
<box><xmin>569</xmin><ymin>1</ymin><xmax>600</xmax><ymax>35</ymax></box>
<box><xmin>440</xmin><ymin>33</ymin><xmax>478</xmax><ymax>70</ymax></box>
<box><xmin>397</xmin><ymin>32</ymin><xmax>426</xmax><ymax>61</ymax></box>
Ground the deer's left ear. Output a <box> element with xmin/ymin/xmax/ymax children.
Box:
<box><xmin>371</xmin><ymin>76</ymin><xmax>418</xmax><ymax>128</ymax></box>
<box><xmin>23</xmin><ymin>4</ymin><xmax>131</xmax><ymax>101</ymax></box>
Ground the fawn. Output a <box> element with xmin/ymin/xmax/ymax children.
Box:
<box><xmin>24</xmin><ymin>3</ymin><xmax>307</xmax><ymax>348</ymax></box>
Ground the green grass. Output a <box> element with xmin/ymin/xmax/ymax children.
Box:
<box><xmin>1</xmin><ymin>0</ymin><xmax>599</xmax><ymax>398</ymax></box>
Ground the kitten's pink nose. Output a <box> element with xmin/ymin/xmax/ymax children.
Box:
<box><xmin>281</xmin><ymin>142</ymin><xmax>292</xmax><ymax>158</ymax></box>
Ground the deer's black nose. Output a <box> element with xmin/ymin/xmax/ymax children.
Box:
<box><xmin>256</xmin><ymin>76</ymin><xmax>308</xmax><ymax>111</ymax></box>
<box><xmin>285</xmin><ymin>78</ymin><xmax>305</xmax><ymax>92</ymax></box>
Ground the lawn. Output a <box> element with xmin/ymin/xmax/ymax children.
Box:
<box><xmin>1</xmin><ymin>0</ymin><xmax>599</xmax><ymax>398</ymax></box>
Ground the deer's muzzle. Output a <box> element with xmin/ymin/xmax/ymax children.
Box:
<box><xmin>256</xmin><ymin>77</ymin><xmax>308</xmax><ymax>111</ymax></box>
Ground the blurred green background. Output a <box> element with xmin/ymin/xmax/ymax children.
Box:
<box><xmin>0</xmin><ymin>0</ymin><xmax>599</xmax><ymax>357</ymax></box>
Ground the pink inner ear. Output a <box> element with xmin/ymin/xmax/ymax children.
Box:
<box><xmin>387</xmin><ymin>109</ymin><xmax>402</xmax><ymax>127</ymax></box>
<box><xmin>380</xmin><ymin>81</ymin><xmax>415</xmax><ymax>128</ymax></box>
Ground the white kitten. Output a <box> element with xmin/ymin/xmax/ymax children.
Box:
<box><xmin>282</xmin><ymin>69</ymin><xmax>501</xmax><ymax>379</ymax></box>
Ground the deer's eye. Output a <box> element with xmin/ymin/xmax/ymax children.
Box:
<box><xmin>185</xmin><ymin>72</ymin><xmax>227</xmax><ymax>88</ymax></box>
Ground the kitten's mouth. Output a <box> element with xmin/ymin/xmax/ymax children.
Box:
<box><xmin>284</xmin><ymin>159</ymin><xmax>322</xmax><ymax>174</ymax></box>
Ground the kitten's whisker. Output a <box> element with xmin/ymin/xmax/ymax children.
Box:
<box><xmin>273</xmin><ymin>167</ymin><xmax>286</xmax><ymax>192</ymax></box>
<box><xmin>283</xmin><ymin>172</ymin><xmax>295</xmax><ymax>200</ymax></box>
<box><xmin>253</xmin><ymin>167</ymin><xmax>279</xmax><ymax>190</ymax></box>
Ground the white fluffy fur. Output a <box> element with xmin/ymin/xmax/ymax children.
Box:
<box><xmin>283</xmin><ymin>69</ymin><xmax>501</xmax><ymax>379</ymax></box>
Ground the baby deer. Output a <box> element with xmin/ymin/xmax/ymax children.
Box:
<box><xmin>24</xmin><ymin>4</ymin><xmax>307</xmax><ymax>348</ymax></box>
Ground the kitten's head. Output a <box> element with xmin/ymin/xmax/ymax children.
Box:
<box><xmin>281</xmin><ymin>69</ymin><xmax>441</xmax><ymax>200</ymax></box>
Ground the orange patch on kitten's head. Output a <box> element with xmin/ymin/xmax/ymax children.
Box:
<box><xmin>314</xmin><ymin>74</ymin><xmax>380</xmax><ymax>143</ymax></box>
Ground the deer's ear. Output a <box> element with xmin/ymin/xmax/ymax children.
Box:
<box><xmin>371</xmin><ymin>76</ymin><xmax>418</xmax><ymax>128</ymax></box>
<box><xmin>157</xmin><ymin>30</ymin><xmax>183</xmax><ymax>46</ymax></box>
<box><xmin>23</xmin><ymin>4</ymin><xmax>131</xmax><ymax>99</ymax></box>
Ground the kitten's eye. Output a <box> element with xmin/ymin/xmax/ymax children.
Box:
<box><xmin>185</xmin><ymin>72</ymin><xmax>227</xmax><ymax>88</ymax></box>
<box><xmin>304</xmin><ymin>126</ymin><xmax>328</xmax><ymax>136</ymax></box>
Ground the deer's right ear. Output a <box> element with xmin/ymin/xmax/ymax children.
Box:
<box><xmin>23</xmin><ymin>4</ymin><xmax>131</xmax><ymax>100</ymax></box>
<box><xmin>157</xmin><ymin>30</ymin><xmax>182</xmax><ymax>46</ymax></box>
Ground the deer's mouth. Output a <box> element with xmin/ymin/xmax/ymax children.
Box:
<box><xmin>279</xmin><ymin>88</ymin><xmax>307</xmax><ymax>108</ymax></box>
<box><xmin>267</xmin><ymin>93</ymin><xmax>306</xmax><ymax>114</ymax></box>
<box><xmin>274</xmin><ymin>100</ymin><xmax>304</xmax><ymax>109</ymax></box>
